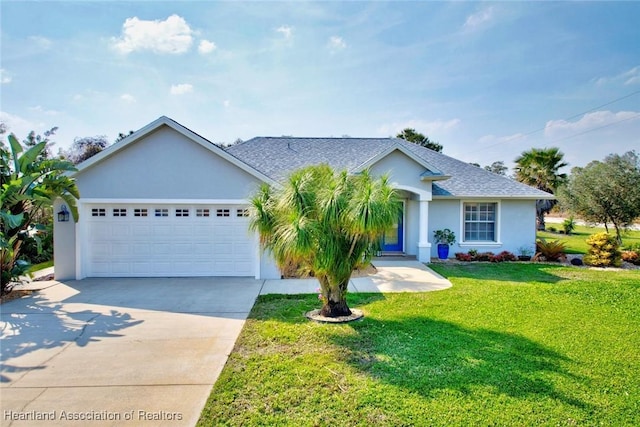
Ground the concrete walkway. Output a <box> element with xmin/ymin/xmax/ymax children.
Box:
<box><xmin>260</xmin><ymin>260</ymin><xmax>452</xmax><ymax>294</ymax></box>
<box><xmin>1</xmin><ymin>260</ymin><xmax>450</xmax><ymax>426</ymax></box>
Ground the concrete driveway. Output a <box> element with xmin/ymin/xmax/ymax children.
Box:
<box><xmin>1</xmin><ymin>277</ymin><xmax>262</xmax><ymax>427</ymax></box>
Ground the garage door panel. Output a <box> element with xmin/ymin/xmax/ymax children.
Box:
<box><xmin>132</xmin><ymin>225</ymin><xmax>152</xmax><ymax>238</ymax></box>
<box><xmin>86</xmin><ymin>204</ymin><xmax>254</xmax><ymax>277</ymax></box>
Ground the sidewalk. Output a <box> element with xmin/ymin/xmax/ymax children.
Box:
<box><xmin>260</xmin><ymin>260</ymin><xmax>452</xmax><ymax>295</ymax></box>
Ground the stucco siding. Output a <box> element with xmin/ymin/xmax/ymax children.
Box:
<box><xmin>53</xmin><ymin>198</ymin><xmax>76</xmax><ymax>280</ymax></box>
<box><xmin>368</xmin><ymin>150</ymin><xmax>431</xmax><ymax>193</ymax></box>
<box><xmin>427</xmin><ymin>199</ymin><xmax>537</xmax><ymax>258</ymax></box>
<box><xmin>75</xmin><ymin>126</ymin><xmax>261</xmax><ymax>200</ymax></box>
<box><xmin>405</xmin><ymin>199</ymin><xmax>419</xmax><ymax>256</ymax></box>
<box><xmin>498</xmin><ymin>200</ymin><xmax>537</xmax><ymax>254</ymax></box>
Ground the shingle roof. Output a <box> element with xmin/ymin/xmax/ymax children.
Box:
<box><xmin>226</xmin><ymin>136</ymin><xmax>553</xmax><ymax>199</ymax></box>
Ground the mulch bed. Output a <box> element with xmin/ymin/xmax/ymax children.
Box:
<box><xmin>1</xmin><ymin>289</ymin><xmax>34</xmax><ymax>304</ymax></box>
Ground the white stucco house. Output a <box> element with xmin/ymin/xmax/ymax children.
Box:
<box><xmin>53</xmin><ymin>116</ymin><xmax>553</xmax><ymax>280</ymax></box>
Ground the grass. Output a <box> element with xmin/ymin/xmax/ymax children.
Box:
<box><xmin>198</xmin><ymin>263</ymin><xmax>640</xmax><ymax>426</ymax></box>
<box><xmin>27</xmin><ymin>260</ymin><xmax>54</xmax><ymax>273</ymax></box>
<box><xmin>538</xmin><ymin>224</ymin><xmax>640</xmax><ymax>254</ymax></box>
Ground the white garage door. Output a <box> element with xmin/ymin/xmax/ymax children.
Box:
<box><xmin>85</xmin><ymin>204</ymin><xmax>254</xmax><ymax>277</ymax></box>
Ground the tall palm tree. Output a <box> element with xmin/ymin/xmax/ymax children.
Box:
<box><xmin>1</xmin><ymin>134</ymin><xmax>79</xmax><ymax>294</ymax></box>
<box><xmin>250</xmin><ymin>164</ymin><xmax>399</xmax><ymax>317</ymax></box>
<box><xmin>514</xmin><ymin>147</ymin><xmax>568</xmax><ymax>230</ymax></box>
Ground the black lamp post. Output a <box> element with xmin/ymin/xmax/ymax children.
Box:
<box><xmin>57</xmin><ymin>205</ymin><xmax>70</xmax><ymax>222</ymax></box>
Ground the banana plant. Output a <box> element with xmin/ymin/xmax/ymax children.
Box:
<box><xmin>1</xmin><ymin>134</ymin><xmax>79</xmax><ymax>295</ymax></box>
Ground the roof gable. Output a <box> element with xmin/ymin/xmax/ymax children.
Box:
<box><xmin>355</xmin><ymin>144</ymin><xmax>448</xmax><ymax>181</ymax></box>
<box><xmin>73</xmin><ymin>116</ymin><xmax>277</xmax><ymax>186</ymax></box>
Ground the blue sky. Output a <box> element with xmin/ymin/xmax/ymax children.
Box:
<box><xmin>1</xmin><ymin>1</ymin><xmax>639</xmax><ymax>171</ymax></box>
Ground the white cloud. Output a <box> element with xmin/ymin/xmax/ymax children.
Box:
<box><xmin>463</xmin><ymin>7</ymin><xmax>495</xmax><ymax>31</ymax></box>
<box><xmin>276</xmin><ymin>25</ymin><xmax>293</xmax><ymax>40</ymax></box>
<box><xmin>327</xmin><ymin>36</ymin><xmax>347</xmax><ymax>53</ymax></box>
<box><xmin>544</xmin><ymin>110</ymin><xmax>640</xmax><ymax>137</ymax></box>
<box><xmin>594</xmin><ymin>66</ymin><xmax>640</xmax><ymax>86</ymax></box>
<box><xmin>198</xmin><ymin>39</ymin><xmax>217</xmax><ymax>54</ymax></box>
<box><xmin>170</xmin><ymin>83</ymin><xmax>193</xmax><ymax>95</ymax></box>
<box><xmin>223</xmin><ymin>100</ymin><xmax>231</xmax><ymax>108</ymax></box>
<box><xmin>477</xmin><ymin>133</ymin><xmax>526</xmax><ymax>145</ymax></box>
<box><xmin>0</xmin><ymin>69</ymin><xmax>11</xmax><ymax>84</ymax></box>
<box><xmin>377</xmin><ymin>118</ymin><xmax>461</xmax><ymax>136</ymax></box>
<box><xmin>0</xmin><ymin>111</ymin><xmax>42</xmax><ymax>137</ymax></box>
<box><xmin>111</xmin><ymin>14</ymin><xmax>194</xmax><ymax>54</ymax></box>
<box><xmin>28</xmin><ymin>105</ymin><xmax>60</xmax><ymax>116</ymax></box>
<box><xmin>622</xmin><ymin>66</ymin><xmax>640</xmax><ymax>85</ymax></box>
<box><xmin>120</xmin><ymin>93</ymin><xmax>136</xmax><ymax>103</ymax></box>
<box><xmin>29</xmin><ymin>36</ymin><xmax>52</xmax><ymax>49</ymax></box>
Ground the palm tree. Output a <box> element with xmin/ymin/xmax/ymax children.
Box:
<box><xmin>514</xmin><ymin>147</ymin><xmax>568</xmax><ymax>230</ymax></box>
<box><xmin>1</xmin><ymin>134</ymin><xmax>79</xmax><ymax>295</ymax></box>
<box><xmin>250</xmin><ymin>164</ymin><xmax>399</xmax><ymax>317</ymax></box>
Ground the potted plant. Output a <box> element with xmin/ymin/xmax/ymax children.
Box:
<box><xmin>517</xmin><ymin>245</ymin><xmax>533</xmax><ymax>261</ymax></box>
<box><xmin>433</xmin><ymin>229</ymin><xmax>456</xmax><ymax>259</ymax></box>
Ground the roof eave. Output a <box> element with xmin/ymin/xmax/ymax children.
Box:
<box><xmin>420</xmin><ymin>174</ymin><xmax>451</xmax><ymax>182</ymax></box>
<box><xmin>432</xmin><ymin>194</ymin><xmax>556</xmax><ymax>200</ymax></box>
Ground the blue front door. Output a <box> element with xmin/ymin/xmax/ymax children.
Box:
<box><xmin>382</xmin><ymin>203</ymin><xmax>403</xmax><ymax>252</ymax></box>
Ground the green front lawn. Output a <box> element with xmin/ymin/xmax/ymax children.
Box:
<box><xmin>198</xmin><ymin>264</ymin><xmax>640</xmax><ymax>426</ymax></box>
<box><xmin>538</xmin><ymin>224</ymin><xmax>640</xmax><ymax>254</ymax></box>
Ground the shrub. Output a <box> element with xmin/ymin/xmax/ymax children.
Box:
<box><xmin>490</xmin><ymin>251</ymin><xmax>517</xmax><ymax>262</ymax></box>
<box><xmin>583</xmin><ymin>232</ymin><xmax>622</xmax><ymax>267</ymax></box>
<box><xmin>547</xmin><ymin>226</ymin><xmax>557</xmax><ymax>233</ymax></box>
<box><xmin>455</xmin><ymin>252</ymin><xmax>473</xmax><ymax>262</ymax></box>
<box><xmin>621</xmin><ymin>250</ymin><xmax>639</xmax><ymax>265</ymax></box>
<box><xmin>475</xmin><ymin>252</ymin><xmax>495</xmax><ymax>262</ymax></box>
<box><xmin>468</xmin><ymin>249</ymin><xmax>479</xmax><ymax>257</ymax></box>
<box><xmin>533</xmin><ymin>239</ymin><xmax>567</xmax><ymax>262</ymax></box>
<box><xmin>562</xmin><ymin>217</ymin><xmax>576</xmax><ymax>235</ymax></box>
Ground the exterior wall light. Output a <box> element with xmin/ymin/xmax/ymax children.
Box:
<box><xmin>58</xmin><ymin>205</ymin><xmax>70</xmax><ymax>222</ymax></box>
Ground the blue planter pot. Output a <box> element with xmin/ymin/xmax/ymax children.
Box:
<box><xmin>437</xmin><ymin>244</ymin><xmax>450</xmax><ymax>259</ymax></box>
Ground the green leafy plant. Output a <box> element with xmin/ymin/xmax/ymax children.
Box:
<box><xmin>433</xmin><ymin>228</ymin><xmax>456</xmax><ymax>245</ymax></box>
<box><xmin>1</xmin><ymin>134</ymin><xmax>79</xmax><ymax>295</ymax></box>
<box><xmin>249</xmin><ymin>165</ymin><xmax>398</xmax><ymax>318</ymax></box>
<box><xmin>562</xmin><ymin>217</ymin><xmax>576</xmax><ymax>235</ymax></box>
<box><xmin>533</xmin><ymin>239</ymin><xmax>567</xmax><ymax>262</ymax></box>
<box><xmin>583</xmin><ymin>232</ymin><xmax>622</xmax><ymax>267</ymax></box>
<box><xmin>517</xmin><ymin>246</ymin><xmax>533</xmax><ymax>257</ymax></box>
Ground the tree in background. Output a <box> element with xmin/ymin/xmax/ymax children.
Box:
<box><xmin>514</xmin><ymin>147</ymin><xmax>568</xmax><ymax>230</ymax></box>
<box><xmin>250</xmin><ymin>165</ymin><xmax>399</xmax><ymax>317</ymax></box>
<box><xmin>115</xmin><ymin>130</ymin><xmax>134</xmax><ymax>142</ymax></box>
<box><xmin>22</xmin><ymin>127</ymin><xmax>58</xmax><ymax>160</ymax></box>
<box><xmin>559</xmin><ymin>151</ymin><xmax>640</xmax><ymax>243</ymax></box>
<box><xmin>396</xmin><ymin>128</ymin><xmax>443</xmax><ymax>152</ymax></box>
<box><xmin>60</xmin><ymin>135</ymin><xmax>110</xmax><ymax>164</ymax></box>
<box><xmin>1</xmin><ymin>133</ymin><xmax>79</xmax><ymax>295</ymax></box>
<box><xmin>484</xmin><ymin>161</ymin><xmax>508</xmax><ymax>176</ymax></box>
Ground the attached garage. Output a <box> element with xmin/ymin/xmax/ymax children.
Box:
<box><xmin>53</xmin><ymin>116</ymin><xmax>281</xmax><ymax>281</ymax></box>
<box><xmin>84</xmin><ymin>203</ymin><xmax>255</xmax><ymax>277</ymax></box>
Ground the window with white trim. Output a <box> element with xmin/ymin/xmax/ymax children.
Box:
<box><xmin>175</xmin><ymin>209</ymin><xmax>190</xmax><ymax>217</ymax></box>
<box><xmin>113</xmin><ymin>208</ymin><xmax>127</xmax><ymax>217</ymax></box>
<box><xmin>463</xmin><ymin>202</ymin><xmax>496</xmax><ymax>242</ymax></box>
<box><xmin>91</xmin><ymin>208</ymin><xmax>106</xmax><ymax>217</ymax></box>
<box><xmin>196</xmin><ymin>208</ymin><xmax>210</xmax><ymax>217</ymax></box>
<box><xmin>134</xmin><ymin>208</ymin><xmax>148</xmax><ymax>217</ymax></box>
<box><xmin>236</xmin><ymin>208</ymin><xmax>249</xmax><ymax>217</ymax></box>
<box><xmin>155</xmin><ymin>208</ymin><xmax>168</xmax><ymax>217</ymax></box>
<box><xmin>216</xmin><ymin>209</ymin><xmax>230</xmax><ymax>217</ymax></box>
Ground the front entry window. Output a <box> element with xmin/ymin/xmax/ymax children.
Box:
<box><xmin>464</xmin><ymin>202</ymin><xmax>496</xmax><ymax>241</ymax></box>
